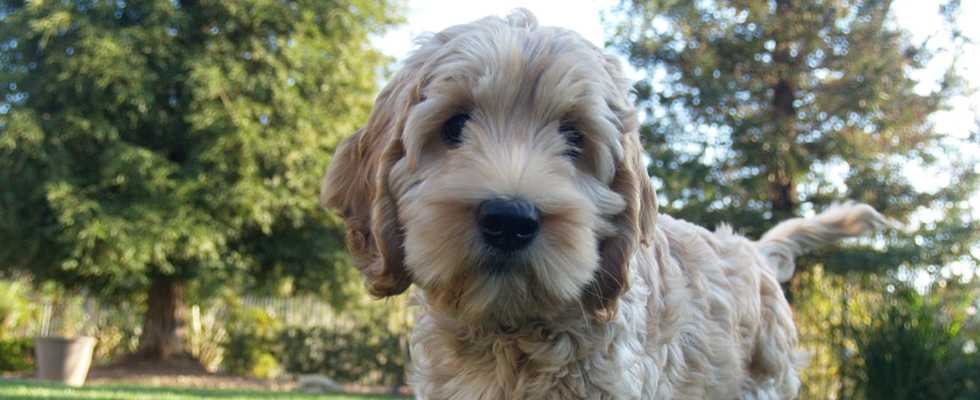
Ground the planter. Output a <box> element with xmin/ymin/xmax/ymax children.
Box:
<box><xmin>34</xmin><ymin>335</ymin><xmax>97</xmax><ymax>387</ymax></box>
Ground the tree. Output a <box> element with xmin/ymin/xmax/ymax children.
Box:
<box><xmin>0</xmin><ymin>0</ymin><xmax>402</xmax><ymax>360</ymax></box>
<box><xmin>608</xmin><ymin>0</ymin><xmax>979</xmax><ymax>280</ymax></box>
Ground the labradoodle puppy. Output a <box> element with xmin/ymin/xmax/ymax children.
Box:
<box><xmin>322</xmin><ymin>10</ymin><xmax>886</xmax><ymax>400</ymax></box>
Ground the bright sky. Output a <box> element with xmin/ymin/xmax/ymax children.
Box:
<box><xmin>373</xmin><ymin>0</ymin><xmax>617</xmax><ymax>58</ymax></box>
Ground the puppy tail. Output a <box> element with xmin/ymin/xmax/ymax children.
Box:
<box><xmin>756</xmin><ymin>202</ymin><xmax>892</xmax><ymax>283</ymax></box>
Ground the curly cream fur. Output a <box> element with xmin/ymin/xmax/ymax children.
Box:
<box><xmin>323</xmin><ymin>9</ymin><xmax>885</xmax><ymax>400</ymax></box>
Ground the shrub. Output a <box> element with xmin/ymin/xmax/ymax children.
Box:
<box><xmin>252</xmin><ymin>353</ymin><xmax>282</xmax><ymax>380</ymax></box>
<box><xmin>90</xmin><ymin>300</ymin><xmax>143</xmax><ymax>366</ymax></box>
<box><xmin>278</xmin><ymin>325</ymin><xmax>406</xmax><ymax>386</ymax></box>
<box><xmin>0</xmin><ymin>278</ymin><xmax>32</xmax><ymax>338</ymax></box>
<box><xmin>842</xmin><ymin>287</ymin><xmax>980</xmax><ymax>400</ymax></box>
<box><xmin>0</xmin><ymin>337</ymin><xmax>34</xmax><ymax>373</ymax></box>
<box><xmin>221</xmin><ymin>308</ymin><xmax>284</xmax><ymax>378</ymax></box>
<box><xmin>186</xmin><ymin>304</ymin><xmax>227</xmax><ymax>372</ymax></box>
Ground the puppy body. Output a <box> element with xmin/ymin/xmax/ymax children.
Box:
<box><xmin>409</xmin><ymin>215</ymin><xmax>799</xmax><ymax>400</ymax></box>
<box><xmin>323</xmin><ymin>10</ymin><xmax>886</xmax><ymax>400</ymax></box>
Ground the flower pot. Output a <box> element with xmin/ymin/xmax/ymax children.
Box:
<box><xmin>34</xmin><ymin>335</ymin><xmax>97</xmax><ymax>387</ymax></box>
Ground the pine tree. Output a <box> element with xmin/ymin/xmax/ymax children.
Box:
<box><xmin>0</xmin><ymin>0</ymin><xmax>402</xmax><ymax>360</ymax></box>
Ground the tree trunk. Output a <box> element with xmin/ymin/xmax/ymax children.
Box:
<box><xmin>769</xmin><ymin>174</ymin><xmax>797</xmax><ymax>216</ymax></box>
<box><xmin>770</xmin><ymin>0</ymin><xmax>800</xmax><ymax>219</ymax></box>
<box><xmin>770</xmin><ymin>79</ymin><xmax>798</xmax><ymax>218</ymax></box>
<box><xmin>135</xmin><ymin>275</ymin><xmax>187</xmax><ymax>360</ymax></box>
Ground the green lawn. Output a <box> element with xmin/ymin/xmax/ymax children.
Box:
<box><xmin>0</xmin><ymin>379</ymin><xmax>401</xmax><ymax>400</ymax></box>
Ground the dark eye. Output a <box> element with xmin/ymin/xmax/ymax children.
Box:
<box><xmin>443</xmin><ymin>114</ymin><xmax>470</xmax><ymax>148</ymax></box>
<box><xmin>560</xmin><ymin>125</ymin><xmax>584</xmax><ymax>158</ymax></box>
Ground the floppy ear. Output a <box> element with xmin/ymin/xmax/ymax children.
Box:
<box><xmin>583</xmin><ymin>55</ymin><xmax>658</xmax><ymax>320</ymax></box>
<box><xmin>585</xmin><ymin>131</ymin><xmax>658</xmax><ymax>319</ymax></box>
<box><xmin>322</xmin><ymin>20</ymin><xmax>491</xmax><ymax>297</ymax></box>
<box><xmin>322</xmin><ymin>75</ymin><xmax>421</xmax><ymax>298</ymax></box>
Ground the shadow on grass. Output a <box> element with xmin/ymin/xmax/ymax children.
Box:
<box><xmin>0</xmin><ymin>378</ymin><xmax>399</xmax><ymax>400</ymax></box>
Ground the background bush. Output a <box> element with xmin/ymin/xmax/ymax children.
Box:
<box><xmin>0</xmin><ymin>337</ymin><xmax>34</xmax><ymax>373</ymax></box>
<box><xmin>841</xmin><ymin>286</ymin><xmax>980</xmax><ymax>400</ymax></box>
<box><xmin>222</xmin><ymin>309</ymin><xmax>285</xmax><ymax>379</ymax></box>
<box><xmin>278</xmin><ymin>325</ymin><xmax>406</xmax><ymax>386</ymax></box>
<box><xmin>218</xmin><ymin>297</ymin><xmax>410</xmax><ymax>385</ymax></box>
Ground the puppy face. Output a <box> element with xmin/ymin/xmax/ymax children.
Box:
<box><xmin>323</xmin><ymin>10</ymin><xmax>657</xmax><ymax>324</ymax></box>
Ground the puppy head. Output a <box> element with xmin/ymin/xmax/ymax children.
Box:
<box><xmin>323</xmin><ymin>9</ymin><xmax>657</xmax><ymax>323</ymax></box>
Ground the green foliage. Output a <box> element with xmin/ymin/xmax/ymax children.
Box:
<box><xmin>841</xmin><ymin>285</ymin><xmax>979</xmax><ymax>400</ymax></box>
<box><xmin>794</xmin><ymin>266</ymin><xmax>980</xmax><ymax>400</ymax></box>
<box><xmin>220</xmin><ymin>300</ymin><xmax>408</xmax><ymax>384</ymax></box>
<box><xmin>0</xmin><ymin>278</ymin><xmax>31</xmax><ymax>338</ymax></box>
<box><xmin>0</xmin><ymin>279</ymin><xmax>101</xmax><ymax>338</ymax></box>
<box><xmin>221</xmin><ymin>308</ymin><xmax>284</xmax><ymax>378</ymax></box>
<box><xmin>0</xmin><ymin>337</ymin><xmax>34</xmax><ymax>373</ymax></box>
<box><xmin>793</xmin><ymin>266</ymin><xmax>854</xmax><ymax>399</ymax></box>
<box><xmin>608</xmin><ymin>0</ymin><xmax>979</xmax><ymax>275</ymax></box>
<box><xmin>0</xmin><ymin>0</ymin><xmax>403</xmax><ymax>296</ymax></box>
<box><xmin>0</xmin><ymin>0</ymin><xmax>404</xmax><ymax>358</ymax></box>
<box><xmin>279</xmin><ymin>325</ymin><xmax>406</xmax><ymax>386</ymax></box>
<box><xmin>88</xmin><ymin>299</ymin><xmax>143</xmax><ymax>366</ymax></box>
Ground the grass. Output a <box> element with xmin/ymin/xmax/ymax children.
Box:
<box><xmin>0</xmin><ymin>378</ymin><xmax>401</xmax><ymax>400</ymax></box>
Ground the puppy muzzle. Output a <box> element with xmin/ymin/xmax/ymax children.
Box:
<box><xmin>476</xmin><ymin>197</ymin><xmax>541</xmax><ymax>253</ymax></box>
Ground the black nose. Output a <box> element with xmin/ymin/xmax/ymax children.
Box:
<box><xmin>476</xmin><ymin>198</ymin><xmax>541</xmax><ymax>252</ymax></box>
